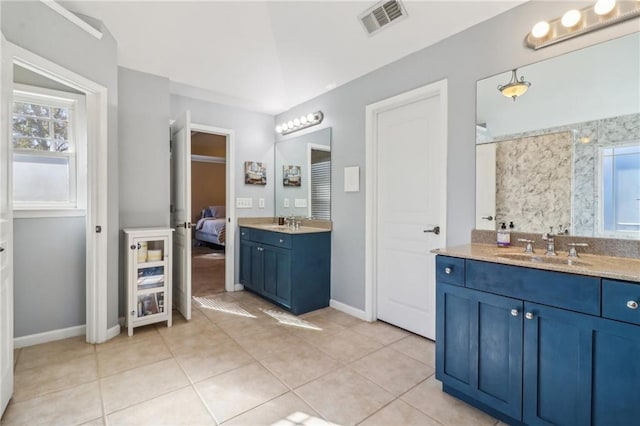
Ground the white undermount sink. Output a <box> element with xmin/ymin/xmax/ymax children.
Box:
<box><xmin>495</xmin><ymin>252</ymin><xmax>591</xmax><ymax>268</ymax></box>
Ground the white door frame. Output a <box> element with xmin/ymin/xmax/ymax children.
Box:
<box><xmin>190</xmin><ymin>123</ymin><xmax>237</xmax><ymax>292</ymax></box>
<box><xmin>364</xmin><ymin>79</ymin><xmax>448</xmax><ymax>322</ymax></box>
<box><xmin>8</xmin><ymin>43</ymin><xmax>110</xmax><ymax>343</ymax></box>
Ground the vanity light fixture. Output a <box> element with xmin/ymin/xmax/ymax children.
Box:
<box><xmin>497</xmin><ymin>69</ymin><xmax>531</xmax><ymax>101</ymax></box>
<box><xmin>525</xmin><ymin>0</ymin><xmax>640</xmax><ymax>50</ymax></box>
<box><xmin>275</xmin><ymin>111</ymin><xmax>324</xmax><ymax>135</ymax></box>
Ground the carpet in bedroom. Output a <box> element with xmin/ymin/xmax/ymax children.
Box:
<box><xmin>192</xmin><ymin>246</ymin><xmax>225</xmax><ymax>296</ymax></box>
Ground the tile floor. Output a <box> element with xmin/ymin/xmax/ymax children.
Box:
<box><xmin>2</xmin><ymin>291</ymin><xmax>500</xmax><ymax>426</ymax></box>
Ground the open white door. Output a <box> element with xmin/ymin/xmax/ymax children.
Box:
<box><xmin>476</xmin><ymin>143</ymin><xmax>496</xmax><ymax>230</ymax></box>
<box><xmin>170</xmin><ymin>111</ymin><xmax>192</xmax><ymax>320</ymax></box>
<box><xmin>0</xmin><ymin>34</ymin><xmax>15</xmax><ymax>416</ymax></box>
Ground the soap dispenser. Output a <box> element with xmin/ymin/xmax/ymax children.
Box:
<box><xmin>497</xmin><ymin>222</ymin><xmax>511</xmax><ymax>247</ymax></box>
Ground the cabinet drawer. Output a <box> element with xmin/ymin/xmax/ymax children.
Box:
<box><xmin>240</xmin><ymin>227</ymin><xmax>251</xmax><ymax>240</ymax></box>
<box><xmin>603</xmin><ymin>279</ymin><xmax>640</xmax><ymax>326</ymax></box>
<box><xmin>436</xmin><ymin>256</ymin><xmax>465</xmax><ymax>286</ymax></box>
<box><xmin>466</xmin><ymin>260</ymin><xmax>601</xmax><ymax>315</ymax></box>
<box><xmin>250</xmin><ymin>229</ymin><xmax>292</xmax><ymax>249</ymax></box>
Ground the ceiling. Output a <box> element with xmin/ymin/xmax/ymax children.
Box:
<box><xmin>61</xmin><ymin>1</ymin><xmax>526</xmax><ymax>115</ymax></box>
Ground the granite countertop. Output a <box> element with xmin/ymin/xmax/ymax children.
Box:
<box><xmin>241</xmin><ymin>223</ymin><xmax>331</xmax><ymax>234</ymax></box>
<box><xmin>432</xmin><ymin>244</ymin><xmax>640</xmax><ymax>283</ymax></box>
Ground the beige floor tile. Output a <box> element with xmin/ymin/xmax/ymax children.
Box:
<box><xmin>13</xmin><ymin>353</ymin><xmax>98</xmax><ymax>402</ymax></box>
<box><xmin>100</xmin><ymin>358</ymin><xmax>190</xmax><ymax>413</ymax></box>
<box><xmin>359</xmin><ymin>399</ymin><xmax>441</xmax><ymax>426</ymax></box>
<box><xmin>308</xmin><ymin>329</ymin><xmax>383</xmax><ymax>363</ymax></box>
<box><xmin>259</xmin><ymin>341</ymin><xmax>342</xmax><ymax>389</ymax></box>
<box><xmin>389</xmin><ymin>334</ymin><xmax>435</xmax><ymax>367</ymax></box>
<box><xmin>215</xmin><ymin>315</ymin><xmax>278</xmax><ymax>340</ymax></box>
<box><xmin>197</xmin><ymin>298</ymin><xmax>263</xmax><ymax>323</ymax></box>
<box><xmin>97</xmin><ymin>340</ymin><xmax>172</xmax><ymax>377</ymax></box>
<box><xmin>107</xmin><ymin>386</ymin><xmax>215</xmax><ymax>425</ymax></box>
<box><xmin>401</xmin><ymin>376</ymin><xmax>497</xmax><ymax>426</ymax></box>
<box><xmin>95</xmin><ymin>324</ymin><xmax>161</xmax><ymax>353</ymax></box>
<box><xmin>234</xmin><ymin>327</ymin><xmax>303</xmax><ymax>360</ymax></box>
<box><xmin>196</xmin><ymin>362</ymin><xmax>288</xmax><ymax>422</ymax></box>
<box><xmin>13</xmin><ymin>348</ymin><xmax>20</xmax><ymax>368</ymax></box>
<box><xmin>1</xmin><ymin>381</ymin><xmax>102</xmax><ymax>425</ymax></box>
<box><xmin>351</xmin><ymin>321</ymin><xmax>410</xmax><ymax>345</ymax></box>
<box><xmin>223</xmin><ymin>392</ymin><xmax>323</xmax><ymax>425</ymax></box>
<box><xmin>16</xmin><ymin>335</ymin><xmax>96</xmax><ymax>371</ymax></box>
<box><xmin>303</xmin><ymin>307</ymin><xmax>365</xmax><ymax>328</ymax></box>
<box><xmin>162</xmin><ymin>328</ymin><xmax>230</xmax><ymax>357</ymax></box>
<box><xmin>79</xmin><ymin>417</ymin><xmax>106</xmax><ymax>426</ymax></box>
<box><xmin>286</xmin><ymin>316</ymin><xmax>346</xmax><ymax>340</ymax></box>
<box><xmin>350</xmin><ymin>347</ymin><xmax>435</xmax><ymax>396</ymax></box>
<box><xmin>295</xmin><ymin>367</ymin><xmax>394</xmax><ymax>426</ymax></box>
<box><xmin>176</xmin><ymin>341</ymin><xmax>254</xmax><ymax>383</ymax></box>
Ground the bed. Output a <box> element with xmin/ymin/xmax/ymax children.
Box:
<box><xmin>194</xmin><ymin>205</ymin><xmax>226</xmax><ymax>246</ymax></box>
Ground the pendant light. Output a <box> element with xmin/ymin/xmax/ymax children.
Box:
<box><xmin>497</xmin><ymin>69</ymin><xmax>531</xmax><ymax>101</ymax></box>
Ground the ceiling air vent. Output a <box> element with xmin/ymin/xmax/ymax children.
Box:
<box><xmin>359</xmin><ymin>0</ymin><xmax>408</xmax><ymax>36</ymax></box>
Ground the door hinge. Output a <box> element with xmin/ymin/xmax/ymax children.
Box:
<box><xmin>170</xmin><ymin>204</ymin><xmax>174</xmax><ymax>213</ymax></box>
<box><xmin>96</xmin><ymin>225</ymin><xmax>102</xmax><ymax>233</ymax></box>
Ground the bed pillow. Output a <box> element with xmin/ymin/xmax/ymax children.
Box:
<box><xmin>206</xmin><ymin>205</ymin><xmax>226</xmax><ymax>218</ymax></box>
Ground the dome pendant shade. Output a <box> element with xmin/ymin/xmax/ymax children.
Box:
<box><xmin>497</xmin><ymin>69</ymin><xmax>531</xmax><ymax>101</ymax></box>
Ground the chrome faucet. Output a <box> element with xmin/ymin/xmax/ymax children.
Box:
<box><xmin>517</xmin><ymin>238</ymin><xmax>535</xmax><ymax>254</ymax></box>
<box><xmin>542</xmin><ymin>226</ymin><xmax>557</xmax><ymax>256</ymax></box>
<box><xmin>567</xmin><ymin>242</ymin><xmax>589</xmax><ymax>258</ymax></box>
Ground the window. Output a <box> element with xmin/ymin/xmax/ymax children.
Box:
<box><xmin>600</xmin><ymin>144</ymin><xmax>640</xmax><ymax>236</ymax></box>
<box><xmin>12</xmin><ymin>84</ymin><xmax>86</xmax><ymax>213</ymax></box>
<box><xmin>310</xmin><ymin>148</ymin><xmax>331</xmax><ymax>220</ymax></box>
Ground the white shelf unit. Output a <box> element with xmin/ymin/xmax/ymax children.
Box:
<box><xmin>124</xmin><ymin>227</ymin><xmax>174</xmax><ymax>336</ymax></box>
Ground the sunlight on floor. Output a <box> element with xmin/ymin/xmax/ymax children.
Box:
<box><xmin>192</xmin><ymin>296</ymin><xmax>256</xmax><ymax>318</ymax></box>
<box><xmin>261</xmin><ymin>309</ymin><xmax>323</xmax><ymax>331</ymax></box>
<box><xmin>271</xmin><ymin>411</ymin><xmax>340</xmax><ymax>426</ymax></box>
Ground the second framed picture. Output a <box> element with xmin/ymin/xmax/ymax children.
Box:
<box><xmin>283</xmin><ymin>165</ymin><xmax>301</xmax><ymax>186</ymax></box>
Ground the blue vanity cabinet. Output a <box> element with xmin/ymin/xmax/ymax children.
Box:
<box><xmin>436</xmin><ymin>255</ymin><xmax>640</xmax><ymax>426</ymax></box>
<box><xmin>436</xmin><ymin>282</ymin><xmax>523</xmax><ymax>420</ymax></box>
<box><xmin>239</xmin><ymin>226</ymin><xmax>330</xmax><ymax>314</ymax></box>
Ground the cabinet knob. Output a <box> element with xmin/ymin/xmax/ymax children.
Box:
<box><xmin>444</xmin><ymin>267</ymin><xmax>452</xmax><ymax>275</ymax></box>
<box><xmin>511</xmin><ymin>309</ymin><xmax>519</xmax><ymax>317</ymax></box>
<box><xmin>627</xmin><ymin>301</ymin><xmax>639</xmax><ymax>310</ymax></box>
<box><xmin>279</xmin><ymin>239</ymin><xmax>284</xmax><ymax>243</ymax></box>
<box><xmin>525</xmin><ymin>312</ymin><xmax>534</xmax><ymax>320</ymax></box>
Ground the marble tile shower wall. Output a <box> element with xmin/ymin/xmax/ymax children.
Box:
<box><xmin>480</xmin><ymin>113</ymin><xmax>640</xmax><ymax>237</ymax></box>
<box><xmin>495</xmin><ymin>131</ymin><xmax>572</xmax><ymax>233</ymax></box>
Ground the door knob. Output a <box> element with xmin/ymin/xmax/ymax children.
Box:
<box><xmin>176</xmin><ymin>222</ymin><xmax>187</xmax><ymax>228</ymax></box>
<box><xmin>424</xmin><ymin>226</ymin><xmax>440</xmax><ymax>235</ymax></box>
<box><xmin>0</xmin><ymin>247</ymin><xmax>4</xmax><ymax>252</ymax></box>
<box><xmin>627</xmin><ymin>301</ymin><xmax>638</xmax><ymax>310</ymax></box>
<box><xmin>481</xmin><ymin>215</ymin><xmax>494</xmax><ymax>221</ymax></box>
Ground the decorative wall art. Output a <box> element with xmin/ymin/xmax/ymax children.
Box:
<box><xmin>244</xmin><ymin>161</ymin><xmax>267</xmax><ymax>185</ymax></box>
<box><xmin>283</xmin><ymin>165</ymin><xmax>302</xmax><ymax>187</ymax></box>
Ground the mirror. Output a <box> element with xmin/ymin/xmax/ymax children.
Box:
<box><xmin>476</xmin><ymin>32</ymin><xmax>640</xmax><ymax>239</ymax></box>
<box><xmin>275</xmin><ymin>127</ymin><xmax>331</xmax><ymax>220</ymax></box>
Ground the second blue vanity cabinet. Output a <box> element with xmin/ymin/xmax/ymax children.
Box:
<box><xmin>239</xmin><ymin>226</ymin><xmax>330</xmax><ymax>314</ymax></box>
<box><xmin>436</xmin><ymin>255</ymin><xmax>640</xmax><ymax>426</ymax></box>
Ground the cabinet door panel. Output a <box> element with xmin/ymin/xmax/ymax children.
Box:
<box><xmin>250</xmin><ymin>245</ymin><xmax>264</xmax><ymax>291</ymax></box>
<box><xmin>275</xmin><ymin>250</ymin><xmax>291</xmax><ymax>304</ymax></box>
<box><xmin>592</xmin><ymin>318</ymin><xmax>640</xmax><ymax>425</ymax></box>
<box><xmin>239</xmin><ymin>242</ymin><xmax>252</xmax><ymax>287</ymax></box>
<box><xmin>523</xmin><ymin>303</ymin><xmax>593</xmax><ymax>426</ymax></box>
<box><xmin>264</xmin><ymin>249</ymin><xmax>277</xmax><ymax>296</ymax></box>
<box><xmin>437</xmin><ymin>283</ymin><xmax>522</xmax><ymax>419</ymax></box>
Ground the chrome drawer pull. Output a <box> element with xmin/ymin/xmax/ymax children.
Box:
<box><xmin>627</xmin><ymin>301</ymin><xmax>638</xmax><ymax>310</ymax></box>
<box><xmin>525</xmin><ymin>312</ymin><xmax>534</xmax><ymax>320</ymax></box>
<box><xmin>444</xmin><ymin>267</ymin><xmax>452</xmax><ymax>275</ymax></box>
<box><xmin>511</xmin><ymin>309</ymin><xmax>519</xmax><ymax>317</ymax></box>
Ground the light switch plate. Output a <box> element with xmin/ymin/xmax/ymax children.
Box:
<box><xmin>294</xmin><ymin>198</ymin><xmax>307</xmax><ymax>208</ymax></box>
<box><xmin>284</xmin><ymin>198</ymin><xmax>290</xmax><ymax>208</ymax></box>
<box><xmin>344</xmin><ymin>166</ymin><xmax>360</xmax><ymax>192</ymax></box>
<box><xmin>236</xmin><ymin>197</ymin><xmax>253</xmax><ymax>208</ymax></box>
<box><xmin>259</xmin><ymin>198</ymin><xmax>265</xmax><ymax>208</ymax></box>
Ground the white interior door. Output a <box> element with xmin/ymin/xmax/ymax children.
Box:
<box><xmin>0</xmin><ymin>34</ymin><xmax>15</xmax><ymax>416</ymax></box>
<box><xmin>375</xmin><ymin>90</ymin><xmax>446</xmax><ymax>340</ymax></box>
<box><xmin>171</xmin><ymin>111</ymin><xmax>192</xmax><ymax>320</ymax></box>
<box><xmin>476</xmin><ymin>143</ymin><xmax>496</xmax><ymax>230</ymax></box>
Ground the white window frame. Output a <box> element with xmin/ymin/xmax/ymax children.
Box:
<box><xmin>597</xmin><ymin>141</ymin><xmax>640</xmax><ymax>238</ymax></box>
<box><xmin>11</xmin><ymin>84</ymin><xmax>86</xmax><ymax>218</ymax></box>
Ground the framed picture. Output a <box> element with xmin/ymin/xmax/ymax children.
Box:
<box><xmin>283</xmin><ymin>165</ymin><xmax>301</xmax><ymax>187</ymax></box>
<box><xmin>245</xmin><ymin>161</ymin><xmax>267</xmax><ymax>185</ymax></box>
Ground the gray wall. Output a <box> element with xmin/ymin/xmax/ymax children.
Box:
<box><xmin>13</xmin><ymin>218</ymin><xmax>85</xmax><ymax>337</ymax></box>
<box><xmin>118</xmin><ymin>66</ymin><xmax>170</xmax><ymax>316</ymax></box>
<box><xmin>170</xmin><ymin>94</ymin><xmax>275</xmax><ymax>283</ymax></box>
<box><xmin>275</xmin><ymin>1</ymin><xmax>640</xmax><ymax>311</ymax></box>
<box><xmin>2</xmin><ymin>1</ymin><xmax>120</xmax><ymax>332</ymax></box>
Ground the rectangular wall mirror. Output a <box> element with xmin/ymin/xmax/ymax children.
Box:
<box><xmin>275</xmin><ymin>127</ymin><xmax>331</xmax><ymax>220</ymax></box>
<box><xmin>476</xmin><ymin>32</ymin><xmax>639</xmax><ymax>240</ymax></box>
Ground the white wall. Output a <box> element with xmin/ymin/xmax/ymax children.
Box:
<box><xmin>275</xmin><ymin>1</ymin><xmax>639</xmax><ymax>311</ymax></box>
<box><xmin>2</xmin><ymin>1</ymin><xmax>120</xmax><ymax>332</ymax></box>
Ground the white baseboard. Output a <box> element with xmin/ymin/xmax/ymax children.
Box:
<box><xmin>106</xmin><ymin>324</ymin><xmax>121</xmax><ymax>341</ymax></box>
<box><xmin>330</xmin><ymin>299</ymin><xmax>369</xmax><ymax>321</ymax></box>
<box><xmin>14</xmin><ymin>324</ymin><xmax>86</xmax><ymax>348</ymax></box>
